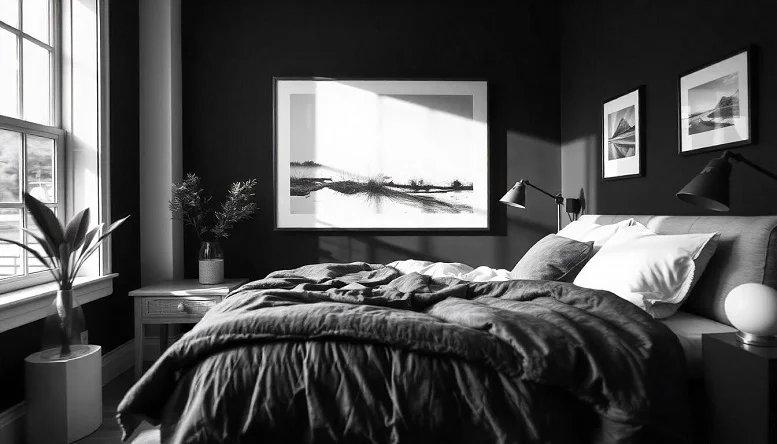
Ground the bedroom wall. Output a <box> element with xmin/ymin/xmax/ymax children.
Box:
<box><xmin>0</xmin><ymin>0</ymin><xmax>140</xmax><ymax>412</ymax></box>
<box><xmin>181</xmin><ymin>0</ymin><xmax>562</xmax><ymax>278</ymax></box>
<box><xmin>560</xmin><ymin>0</ymin><xmax>777</xmax><ymax>216</ymax></box>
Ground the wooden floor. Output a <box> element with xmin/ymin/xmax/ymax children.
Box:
<box><xmin>74</xmin><ymin>369</ymin><xmax>159</xmax><ymax>444</ymax></box>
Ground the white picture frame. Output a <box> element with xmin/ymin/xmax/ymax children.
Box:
<box><xmin>273</xmin><ymin>78</ymin><xmax>489</xmax><ymax>231</ymax></box>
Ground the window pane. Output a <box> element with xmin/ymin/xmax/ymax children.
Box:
<box><xmin>26</xmin><ymin>134</ymin><xmax>54</xmax><ymax>202</ymax></box>
<box><xmin>22</xmin><ymin>38</ymin><xmax>49</xmax><ymax>125</ymax></box>
<box><xmin>0</xmin><ymin>129</ymin><xmax>21</xmax><ymax>202</ymax></box>
<box><xmin>0</xmin><ymin>208</ymin><xmax>23</xmax><ymax>278</ymax></box>
<box><xmin>26</xmin><ymin>206</ymin><xmax>54</xmax><ymax>274</ymax></box>
<box><xmin>22</xmin><ymin>0</ymin><xmax>47</xmax><ymax>43</ymax></box>
<box><xmin>0</xmin><ymin>28</ymin><xmax>19</xmax><ymax>118</ymax></box>
<box><xmin>0</xmin><ymin>0</ymin><xmax>19</xmax><ymax>28</ymax></box>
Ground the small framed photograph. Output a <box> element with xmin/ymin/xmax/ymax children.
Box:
<box><xmin>602</xmin><ymin>87</ymin><xmax>644</xmax><ymax>180</ymax></box>
<box><xmin>678</xmin><ymin>48</ymin><xmax>751</xmax><ymax>155</ymax></box>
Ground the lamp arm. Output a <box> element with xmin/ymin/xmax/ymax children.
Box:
<box><xmin>726</xmin><ymin>151</ymin><xmax>777</xmax><ymax>182</ymax></box>
<box><xmin>523</xmin><ymin>180</ymin><xmax>564</xmax><ymax>204</ymax></box>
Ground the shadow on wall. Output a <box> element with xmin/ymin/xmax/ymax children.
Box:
<box><xmin>317</xmin><ymin>217</ymin><xmax>555</xmax><ymax>268</ymax></box>
<box><xmin>316</xmin><ymin>131</ymin><xmax>561</xmax><ymax>269</ymax></box>
<box><xmin>561</xmin><ymin>135</ymin><xmax>598</xmax><ymax>224</ymax></box>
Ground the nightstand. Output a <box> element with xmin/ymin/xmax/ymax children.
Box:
<box><xmin>703</xmin><ymin>332</ymin><xmax>777</xmax><ymax>444</ymax></box>
<box><xmin>129</xmin><ymin>279</ymin><xmax>248</xmax><ymax>379</ymax></box>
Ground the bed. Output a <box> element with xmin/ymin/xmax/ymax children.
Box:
<box><xmin>117</xmin><ymin>214</ymin><xmax>777</xmax><ymax>444</ymax></box>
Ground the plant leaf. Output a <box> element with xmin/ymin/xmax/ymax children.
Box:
<box><xmin>0</xmin><ymin>236</ymin><xmax>61</xmax><ymax>283</ymax></box>
<box><xmin>64</xmin><ymin>208</ymin><xmax>90</xmax><ymax>251</ymax></box>
<box><xmin>71</xmin><ymin>216</ymin><xmax>129</xmax><ymax>279</ymax></box>
<box><xmin>19</xmin><ymin>227</ymin><xmax>58</xmax><ymax>264</ymax></box>
<box><xmin>24</xmin><ymin>193</ymin><xmax>64</xmax><ymax>250</ymax></box>
<box><xmin>73</xmin><ymin>224</ymin><xmax>102</xmax><ymax>269</ymax></box>
<box><xmin>80</xmin><ymin>224</ymin><xmax>102</xmax><ymax>255</ymax></box>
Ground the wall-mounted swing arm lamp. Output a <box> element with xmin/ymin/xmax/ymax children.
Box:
<box><xmin>500</xmin><ymin>179</ymin><xmax>581</xmax><ymax>232</ymax></box>
<box><xmin>677</xmin><ymin>150</ymin><xmax>777</xmax><ymax>211</ymax></box>
<box><xmin>677</xmin><ymin>150</ymin><xmax>777</xmax><ymax>347</ymax></box>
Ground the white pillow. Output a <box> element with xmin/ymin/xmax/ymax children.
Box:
<box><xmin>557</xmin><ymin>218</ymin><xmax>634</xmax><ymax>252</ymax></box>
<box><xmin>573</xmin><ymin>224</ymin><xmax>719</xmax><ymax>318</ymax></box>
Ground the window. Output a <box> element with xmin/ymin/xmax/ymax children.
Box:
<box><xmin>0</xmin><ymin>0</ymin><xmax>64</xmax><ymax>289</ymax></box>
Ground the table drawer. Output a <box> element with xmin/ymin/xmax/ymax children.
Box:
<box><xmin>143</xmin><ymin>297</ymin><xmax>221</xmax><ymax>318</ymax></box>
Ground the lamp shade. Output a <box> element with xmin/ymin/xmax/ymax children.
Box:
<box><xmin>725</xmin><ymin>283</ymin><xmax>777</xmax><ymax>345</ymax></box>
<box><xmin>500</xmin><ymin>181</ymin><xmax>526</xmax><ymax>208</ymax></box>
<box><xmin>676</xmin><ymin>156</ymin><xmax>732</xmax><ymax>211</ymax></box>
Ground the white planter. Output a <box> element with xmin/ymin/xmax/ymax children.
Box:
<box><xmin>25</xmin><ymin>345</ymin><xmax>102</xmax><ymax>444</ymax></box>
<box><xmin>199</xmin><ymin>259</ymin><xmax>225</xmax><ymax>284</ymax></box>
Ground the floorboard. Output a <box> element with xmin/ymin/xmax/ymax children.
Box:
<box><xmin>74</xmin><ymin>369</ymin><xmax>158</xmax><ymax>444</ymax></box>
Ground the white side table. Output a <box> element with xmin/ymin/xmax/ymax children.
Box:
<box><xmin>129</xmin><ymin>279</ymin><xmax>248</xmax><ymax>379</ymax></box>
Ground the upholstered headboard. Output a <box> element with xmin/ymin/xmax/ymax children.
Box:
<box><xmin>577</xmin><ymin>215</ymin><xmax>777</xmax><ymax>326</ymax></box>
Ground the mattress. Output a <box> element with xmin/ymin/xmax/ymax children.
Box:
<box><xmin>659</xmin><ymin>310</ymin><xmax>736</xmax><ymax>377</ymax></box>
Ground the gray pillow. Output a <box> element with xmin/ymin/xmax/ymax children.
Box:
<box><xmin>511</xmin><ymin>234</ymin><xmax>594</xmax><ymax>282</ymax></box>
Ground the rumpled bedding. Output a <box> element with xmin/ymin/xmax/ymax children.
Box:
<box><xmin>387</xmin><ymin>259</ymin><xmax>514</xmax><ymax>281</ymax></box>
<box><xmin>117</xmin><ymin>262</ymin><xmax>690</xmax><ymax>443</ymax></box>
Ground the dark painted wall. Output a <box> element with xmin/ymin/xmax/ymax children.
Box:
<box><xmin>0</xmin><ymin>1</ymin><xmax>140</xmax><ymax>411</ymax></box>
<box><xmin>560</xmin><ymin>0</ymin><xmax>777</xmax><ymax>216</ymax></box>
<box><xmin>181</xmin><ymin>0</ymin><xmax>562</xmax><ymax>279</ymax></box>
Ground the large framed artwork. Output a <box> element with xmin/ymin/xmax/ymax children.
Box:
<box><xmin>602</xmin><ymin>87</ymin><xmax>644</xmax><ymax>180</ymax></box>
<box><xmin>273</xmin><ymin>78</ymin><xmax>489</xmax><ymax>231</ymax></box>
<box><xmin>678</xmin><ymin>48</ymin><xmax>752</xmax><ymax>155</ymax></box>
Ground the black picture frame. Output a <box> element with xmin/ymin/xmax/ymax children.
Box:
<box><xmin>272</xmin><ymin>77</ymin><xmax>490</xmax><ymax>232</ymax></box>
<box><xmin>601</xmin><ymin>86</ymin><xmax>645</xmax><ymax>181</ymax></box>
<box><xmin>677</xmin><ymin>48</ymin><xmax>753</xmax><ymax>156</ymax></box>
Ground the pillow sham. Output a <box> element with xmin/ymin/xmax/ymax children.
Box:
<box><xmin>511</xmin><ymin>234</ymin><xmax>594</xmax><ymax>282</ymax></box>
<box><xmin>557</xmin><ymin>218</ymin><xmax>634</xmax><ymax>252</ymax></box>
<box><xmin>572</xmin><ymin>223</ymin><xmax>719</xmax><ymax>318</ymax></box>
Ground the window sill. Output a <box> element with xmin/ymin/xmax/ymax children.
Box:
<box><xmin>0</xmin><ymin>274</ymin><xmax>117</xmax><ymax>334</ymax></box>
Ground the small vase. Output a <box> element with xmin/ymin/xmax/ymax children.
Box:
<box><xmin>41</xmin><ymin>289</ymin><xmax>89</xmax><ymax>360</ymax></box>
<box><xmin>199</xmin><ymin>241</ymin><xmax>225</xmax><ymax>284</ymax></box>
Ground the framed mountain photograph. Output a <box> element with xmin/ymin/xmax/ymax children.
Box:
<box><xmin>273</xmin><ymin>78</ymin><xmax>489</xmax><ymax>231</ymax></box>
<box><xmin>602</xmin><ymin>87</ymin><xmax>644</xmax><ymax>180</ymax></box>
<box><xmin>678</xmin><ymin>49</ymin><xmax>752</xmax><ymax>155</ymax></box>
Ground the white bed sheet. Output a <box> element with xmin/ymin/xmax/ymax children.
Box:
<box><xmin>659</xmin><ymin>310</ymin><xmax>736</xmax><ymax>378</ymax></box>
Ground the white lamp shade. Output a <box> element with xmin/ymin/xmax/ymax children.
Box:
<box><xmin>725</xmin><ymin>283</ymin><xmax>777</xmax><ymax>336</ymax></box>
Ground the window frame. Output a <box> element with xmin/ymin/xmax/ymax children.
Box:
<box><xmin>0</xmin><ymin>115</ymin><xmax>65</xmax><ymax>292</ymax></box>
<box><xmin>0</xmin><ymin>0</ymin><xmax>60</xmax><ymax>128</ymax></box>
<box><xmin>0</xmin><ymin>0</ymin><xmax>65</xmax><ymax>293</ymax></box>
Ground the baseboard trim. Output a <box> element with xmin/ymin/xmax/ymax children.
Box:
<box><xmin>103</xmin><ymin>339</ymin><xmax>136</xmax><ymax>384</ymax></box>
<box><xmin>0</xmin><ymin>403</ymin><xmax>24</xmax><ymax>444</ymax></box>
<box><xmin>0</xmin><ymin>339</ymin><xmax>136</xmax><ymax>444</ymax></box>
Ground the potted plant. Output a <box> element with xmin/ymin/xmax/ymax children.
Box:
<box><xmin>169</xmin><ymin>173</ymin><xmax>257</xmax><ymax>284</ymax></box>
<box><xmin>0</xmin><ymin>193</ymin><xmax>128</xmax><ymax>357</ymax></box>
<box><xmin>0</xmin><ymin>193</ymin><xmax>128</xmax><ymax>443</ymax></box>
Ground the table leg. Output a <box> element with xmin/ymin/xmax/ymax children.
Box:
<box><xmin>134</xmin><ymin>299</ymin><xmax>143</xmax><ymax>380</ymax></box>
<box><xmin>160</xmin><ymin>324</ymin><xmax>169</xmax><ymax>352</ymax></box>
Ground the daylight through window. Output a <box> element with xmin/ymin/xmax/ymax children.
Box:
<box><xmin>0</xmin><ymin>0</ymin><xmax>64</xmax><ymax>285</ymax></box>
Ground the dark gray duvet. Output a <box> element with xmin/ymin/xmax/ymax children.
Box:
<box><xmin>117</xmin><ymin>262</ymin><xmax>690</xmax><ymax>443</ymax></box>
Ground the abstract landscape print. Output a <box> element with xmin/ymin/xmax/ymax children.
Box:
<box><xmin>679</xmin><ymin>49</ymin><xmax>751</xmax><ymax>154</ymax></box>
<box><xmin>607</xmin><ymin>105</ymin><xmax>636</xmax><ymax>160</ymax></box>
<box><xmin>602</xmin><ymin>87</ymin><xmax>642</xmax><ymax>180</ymax></box>
<box><xmin>274</xmin><ymin>80</ymin><xmax>488</xmax><ymax>230</ymax></box>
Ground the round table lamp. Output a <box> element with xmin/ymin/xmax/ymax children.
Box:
<box><xmin>725</xmin><ymin>283</ymin><xmax>777</xmax><ymax>346</ymax></box>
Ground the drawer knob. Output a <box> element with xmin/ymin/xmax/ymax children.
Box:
<box><xmin>177</xmin><ymin>303</ymin><xmax>185</xmax><ymax>312</ymax></box>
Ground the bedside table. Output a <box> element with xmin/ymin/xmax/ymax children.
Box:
<box><xmin>129</xmin><ymin>279</ymin><xmax>248</xmax><ymax>379</ymax></box>
<box><xmin>703</xmin><ymin>332</ymin><xmax>777</xmax><ymax>444</ymax></box>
